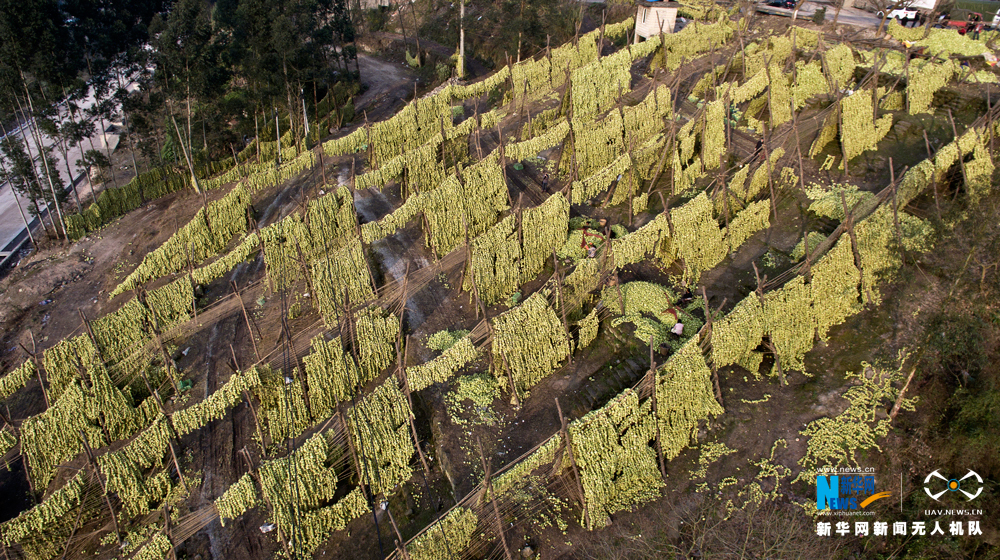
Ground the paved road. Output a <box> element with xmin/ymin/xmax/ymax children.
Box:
<box><xmin>0</xmin><ymin>80</ymin><xmax>134</xmax><ymax>264</ymax></box>
<box><xmin>757</xmin><ymin>2</ymin><xmax>883</xmax><ymax>28</ymax></box>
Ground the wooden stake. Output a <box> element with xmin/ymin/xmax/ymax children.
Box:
<box><xmin>500</xmin><ymin>351</ymin><xmax>521</xmax><ymax>408</ymax></box>
<box><xmin>890</xmin><ymin>362</ymin><xmax>919</xmax><ymax>420</ymax></box>
<box><xmin>340</xmin><ymin>405</ymin><xmax>363</xmax><ymax>485</ymax></box>
<box><xmin>923</xmin><ymin>130</ymin><xmax>941</xmax><ymax>221</ymax></box>
<box><xmin>232</xmin><ymin>281</ymin><xmax>262</xmax><ymax>361</ymax></box>
<box><xmin>477</xmin><ymin>438</ymin><xmax>514</xmax><ymax>560</ymax></box>
<box><xmin>243</xmin><ymin>387</ymin><xmax>268</xmax><ymax>454</ymax></box>
<box><xmin>239</xmin><ymin>448</ymin><xmax>294</xmax><ymax>560</ymax></box>
<box><xmin>947</xmin><ymin>109</ymin><xmax>968</xmax><ymax>202</ymax></box>
<box><xmin>386</xmin><ymin>507</ymin><xmax>412</xmax><ymax>560</ymax></box>
<box><xmin>555</xmin><ymin>397</ymin><xmax>588</xmax><ymax>528</ymax></box>
<box><xmin>58</xmin><ymin>482</ymin><xmax>86</xmax><ymax>560</ymax></box>
<box><xmin>26</xmin><ymin>331</ymin><xmax>48</xmax><ymax>408</ymax></box>
<box><xmin>80</xmin><ymin>431</ymin><xmax>122</xmax><ymax>546</ymax></box>
<box><xmin>401</xmin><ymin>335</ymin><xmax>431</xmax><ymax>476</ymax></box>
<box><xmin>78</xmin><ymin>310</ymin><xmax>106</xmax><ymax>365</ymax></box>
<box><xmin>840</xmin><ymin>191</ymin><xmax>868</xmax><ymax>304</ymax></box>
<box><xmin>163</xmin><ymin>505</ymin><xmax>178</xmax><ymax>560</ymax></box>
<box><xmin>552</xmin><ymin>251</ymin><xmax>573</xmax><ymax>364</ymax></box>
<box><xmin>889</xmin><ymin>158</ymin><xmax>903</xmax><ymax>251</ymax></box>
<box><xmin>137</xmin><ymin>369</ymin><xmax>187</xmax><ymax>492</ymax></box>
<box><xmin>646</xmin><ymin>339</ymin><xmax>667</xmax><ymax>484</ymax></box>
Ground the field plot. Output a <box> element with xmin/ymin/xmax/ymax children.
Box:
<box><xmin>0</xmin><ymin>10</ymin><xmax>998</xmax><ymax>560</ymax></box>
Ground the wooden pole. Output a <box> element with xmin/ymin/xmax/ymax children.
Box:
<box><xmin>78</xmin><ymin>309</ymin><xmax>105</xmax><ymax>364</ymax></box>
<box><xmin>163</xmin><ymin>504</ymin><xmax>178</xmax><ymax>560</ymax></box>
<box><xmin>187</xmin><ymin>248</ymin><xmax>198</xmax><ymax>321</ymax></box>
<box><xmin>80</xmin><ymin>431</ymin><xmax>122</xmax><ymax>545</ymax></box>
<box><xmin>340</xmin><ymin>405</ymin><xmax>364</xmax><ymax>485</ymax></box>
<box><xmin>137</xmin><ymin>370</ymin><xmax>188</xmax><ymax>492</ymax></box>
<box><xmin>477</xmin><ymin>438</ymin><xmax>514</xmax><ymax>560</ymax></box>
<box><xmin>840</xmin><ymin>191</ymin><xmax>868</xmax><ymax>304</ymax></box>
<box><xmin>646</xmin><ymin>340</ymin><xmax>667</xmax><ymax>483</ymax></box>
<box><xmin>58</xmin><ymin>482</ymin><xmax>87</xmax><ymax>560</ymax></box>
<box><xmin>232</xmin><ymin>281</ymin><xmax>262</xmax><ymax>361</ymax></box>
<box><xmin>242</xmin><ymin>386</ymin><xmax>268</xmax><ymax>454</ymax></box>
<box><xmin>138</xmin><ymin>290</ymin><xmax>182</xmax><ymax>396</ymax></box>
<box><xmin>923</xmin><ymin>130</ymin><xmax>941</xmax><ymax>221</ymax></box>
<box><xmin>401</xmin><ymin>336</ymin><xmax>431</xmax><ymax>476</ymax></box>
<box><xmin>701</xmin><ymin>286</ymin><xmax>724</xmax><ymax>406</ymax></box>
<box><xmin>889</xmin><ymin>158</ymin><xmax>903</xmax><ymax>250</ymax></box>
<box><xmin>239</xmin><ymin>448</ymin><xmax>294</xmax><ymax>560</ymax></box>
<box><xmin>890</xmin><ymin>362</ymin><xmax>919</xmax><ymax>420</ymax></box>
<box><xmin>552</xmin><ymin>251</ymin><xmax>573</xmax><ymax>364</ymax></box>
<box><xmin>947</xmin><ymin>109</ymin><xmax>969</xmax><ymax>202</ymax></box>
<box><xmin>500</xmin><ymin>351</ymin><xmax>521</xmax><ymax>408</ymax></box>
<box><xmin>25</xmin><ymin>331</ymin><xmax>48</xmax><ymax>408</ymax></box>
<box><xmin>386</xmin><ymin>506</ymin><xmax>412</xmax><ymax>560</ymax></box>
<box><xmin>555</xmin><ymin>397</ymin><xmax>588</xmax><ymax>528</ymax></box>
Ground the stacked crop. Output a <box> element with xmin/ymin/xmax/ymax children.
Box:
<box><xmin>407</xmin><ymin>335</ymin><xmax>481</xmax><ymax>392</ymax></box>
<box><xmin>577</xmin><ymin>308</ymin><xmax>600</xmax><ymax>349</ymax></box>
<box><xmin>173</xmin><ymin>367</ymin><xmax>263</xmax><ymax>435</ymax></box>
<box><xmin>670</xmin><ymin>193</ymin><xmax>727</xmax><ymax>285</ymax></box>
<box><xmin>711</xmin><ymin>296</ymin><xmax>766</xmax><ymax>370</ymax></box>
<box><xmin>310</xmin><ymin>238</ymin><xmax>376</xmax><ymax>326</ymax></box>
<box><xmin>656</xmin><ymin>338</ymin><xmax>723</xmax><ymax>460</ymax></box>
<box><xmin>610</xmin><ymin>214</ymin><xmax>670</xmax><ymax>270</ymax></box>
<box><xmin>463</xmin><ymin>216</ymin><xmax>522</xmax><ymax>305</ymax></box>
<box><xmin>724</xmin><ymin>200</ymin><xmax>770</xmax><ymax>253</ymax></box>
<box><xmin>112</xmin><ymin>184</ymin><xmax>252</xmax><ymax>296</ymax></box>
<box><xmin>569</xmin><ymin>389</ymin><xmax>662</xmax><ymax>529</ymax></box>
<box><xmin>491</xmin><ymin>291</ymin><xmax>571</xmax><ymax>392</ymax></box>
<box><xmin>841</xmin><ymin>91</ymin><xmax>893</xmax><ymax>163</ymax></box>
<box><xmin>762</xmin><ymin>276</ymin><xmax>814</xmax><ymax>376</ymax></box>
<box><xmin>810</xmin><ymin>237</ymin><xmax>862</xmax><ymax>341</ymax></box>
<box><xmin>520</xmin><ymin>193</ymin><xmax>570</xmax><ymax>282</ymax></box>
<box><xmin>0</xmin><ymin>360</ymin><xmax>36</xmax><ymax>401</ymax></box>
<box><xmin>304</xmin><ymin>334</ymin><xmax>359</xmax><ymax>419</ymax></box>
<box><xmin>347</xmin><ymin>379</ymin><xmax>415</xmax><ymax>494</ymax></box>
<box><xmin>407</xmin><ymin>507</ymin><xmax>480</xmax><ymax>560</ymax></box>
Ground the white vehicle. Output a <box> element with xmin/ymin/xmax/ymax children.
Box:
<box><xmin>877</xmin><ymin>7</ymin><xmax>919</xmax><ymax>21</ymax></box>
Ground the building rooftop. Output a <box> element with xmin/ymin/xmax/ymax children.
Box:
<box><xmin>636</xmin><ymin>0</ymin><xmax>682</xmax><ymax>7</ymax></box>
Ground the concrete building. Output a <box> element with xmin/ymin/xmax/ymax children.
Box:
<box><xmin>634</xmin><ymin>0</ymin><xmax>681</xmax><ymax>43</ymax></box>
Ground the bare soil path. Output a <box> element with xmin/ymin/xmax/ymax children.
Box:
<box><xmin>355</xmin><ymin>54</ymin><xmax>420</xmax><ymax>117</ymax></box>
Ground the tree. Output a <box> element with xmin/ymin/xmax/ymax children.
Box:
<box><xmin>0</xmin><ymin>136</ymin><xmax>66</xmax><ymax>237</ymax></box>
<box><xmin>78</xmin><ymin>149</ymin><xmax>112</xmax><ymax>185</ymax></box>
<box><xmin>37</xmin><ymin>114</ymin><xmax>84</xmax><ymax>208</ymax></box>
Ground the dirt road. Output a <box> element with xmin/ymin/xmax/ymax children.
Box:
<box><xmin>354</xmin><ymin>54</ymin><xmax>419</xmax><ymax>118</ymax></box>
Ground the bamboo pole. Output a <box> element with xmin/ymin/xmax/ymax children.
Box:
<box><xmin>401</xmin><ymin>336</ymin><xmax>431</xmax><ymax>476</ymax></box>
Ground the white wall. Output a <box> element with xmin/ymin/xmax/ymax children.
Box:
<box><xmin>634</xmin><ymin>6</ymin><xmax>677</xmax><ymax>42</ymax></box>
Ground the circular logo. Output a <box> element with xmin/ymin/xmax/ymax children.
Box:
<box><xmin>924</xmin><ymin>470</ymin><xmax>982</xmax><ymax>501</ymax></box>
